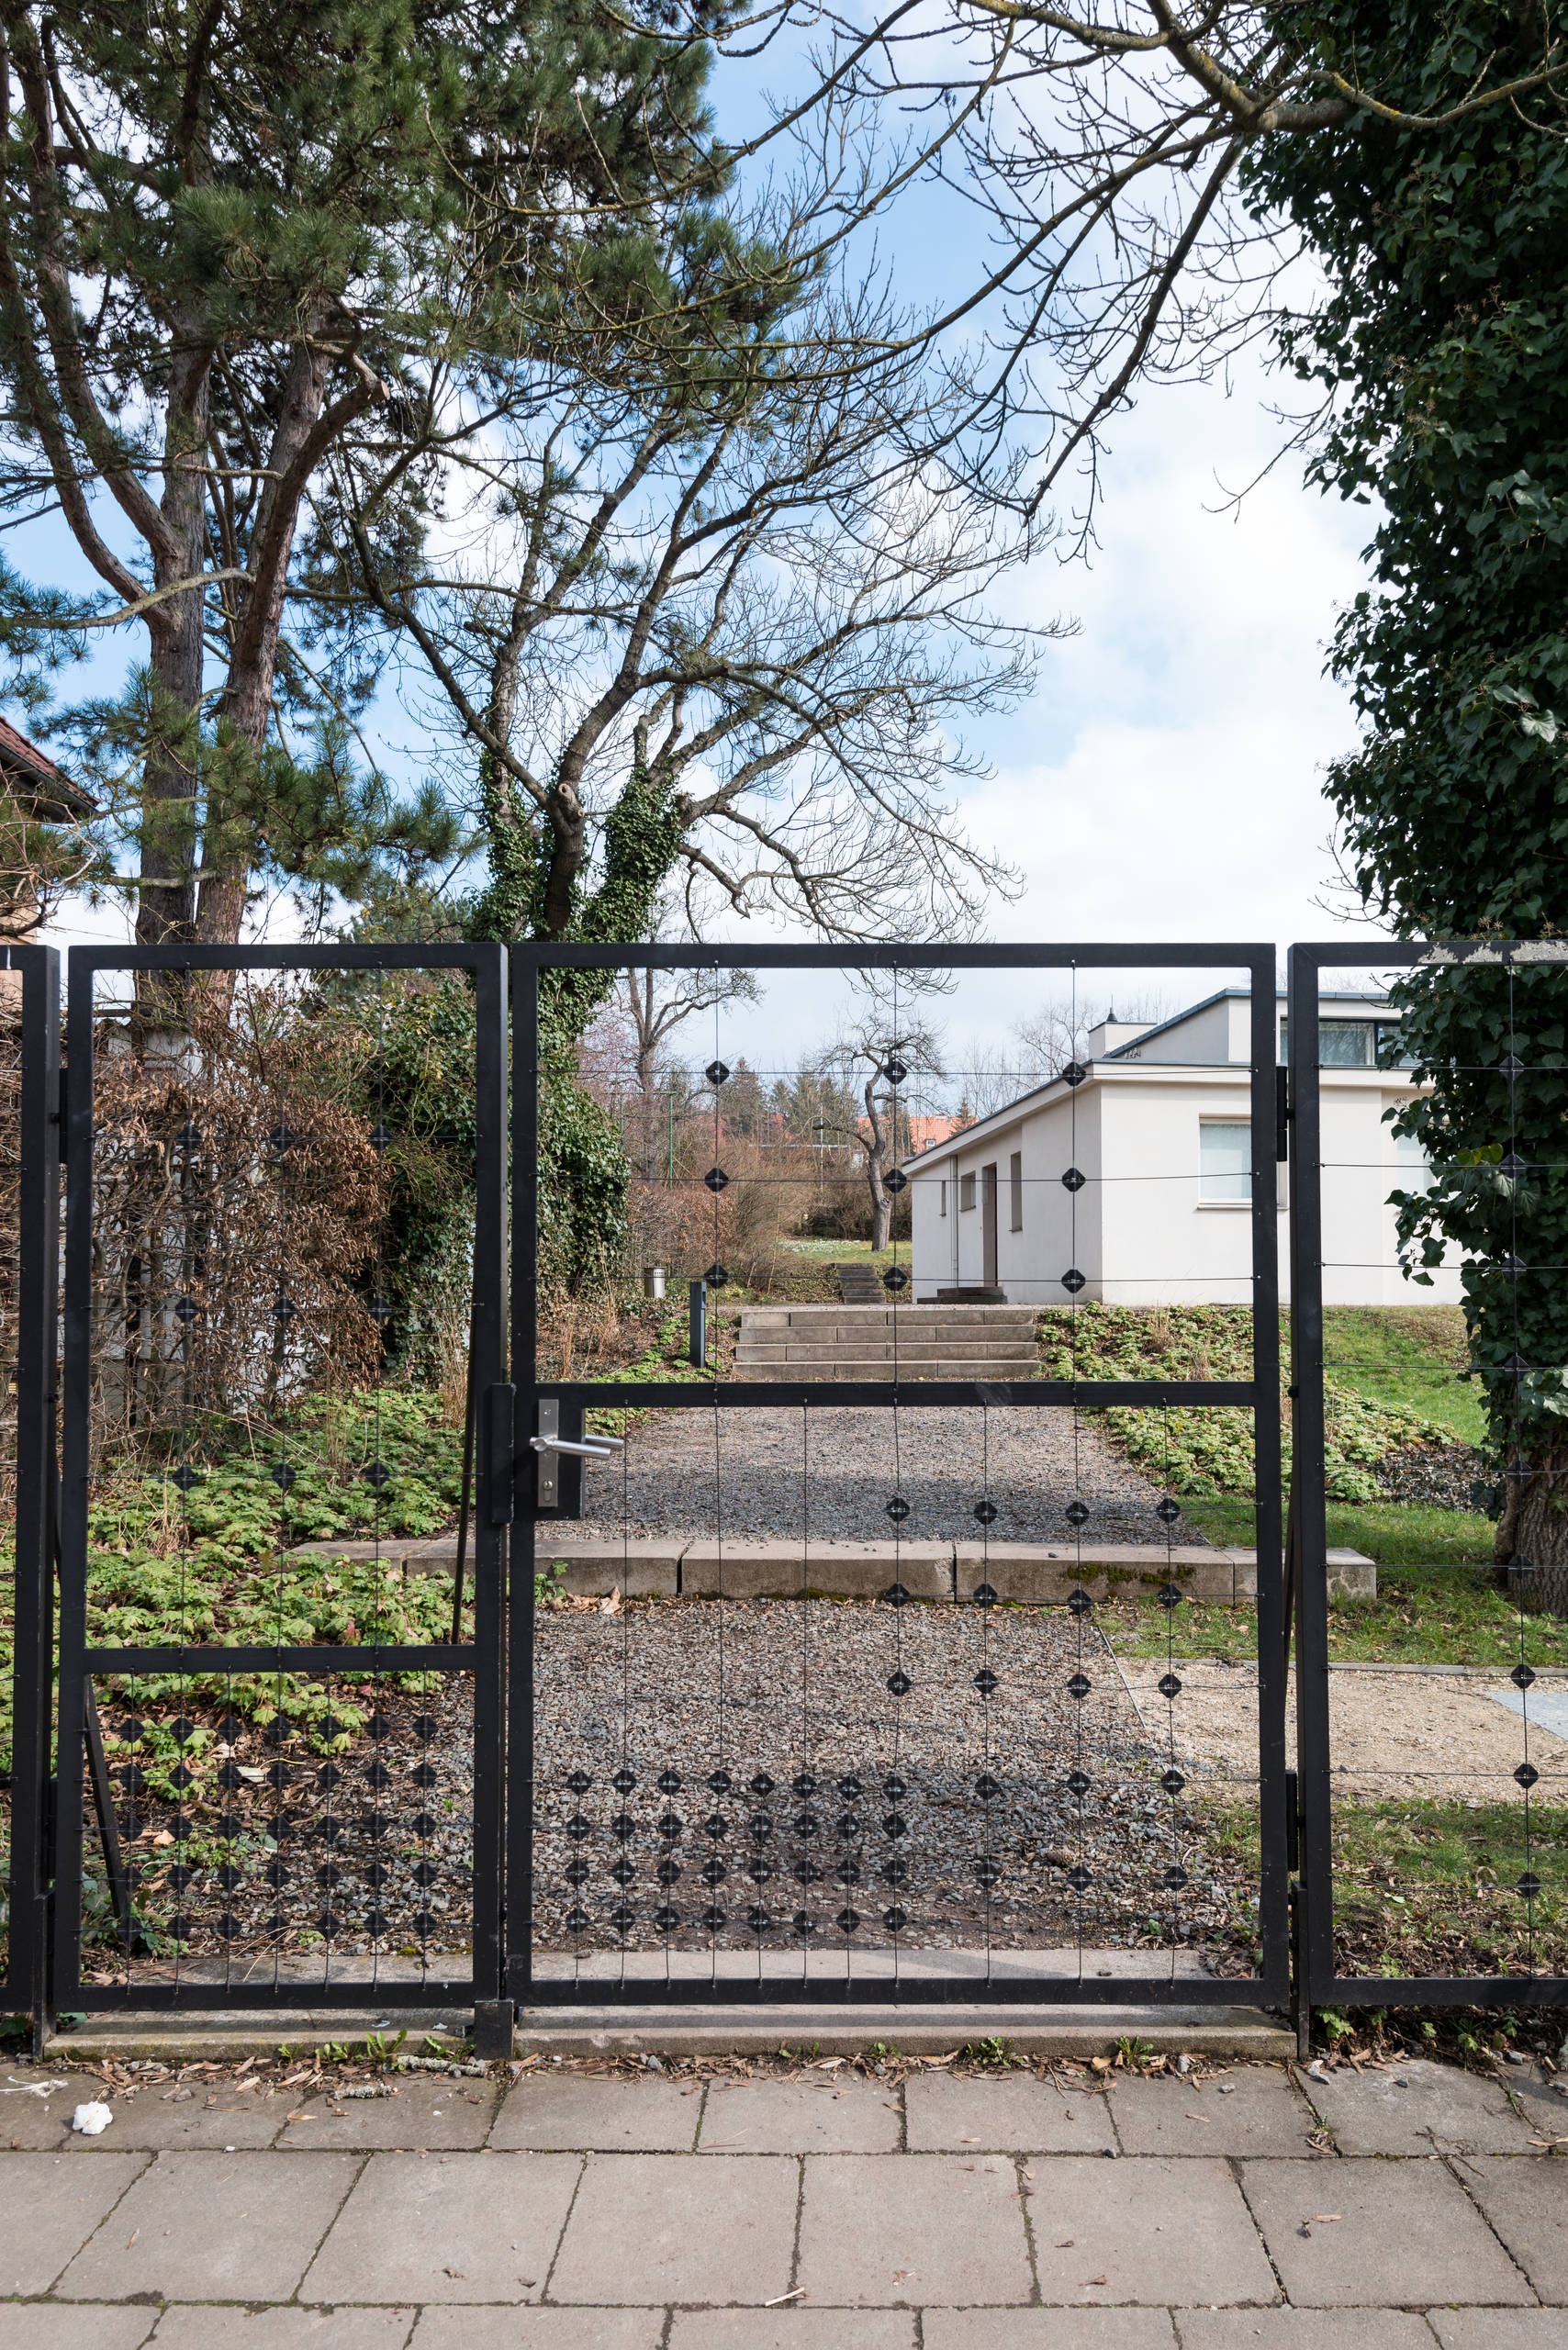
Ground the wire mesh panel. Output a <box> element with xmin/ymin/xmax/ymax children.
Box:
<box><xmin>1290</xmin><ymin>939</ymin><xmax>1568</xmax><ymax>2013</ymax></box>
<box><xmin>511</xmin><ymin>944</ymin><xmax>1289</xmax><ymax>2010</ymax></box>
<box><xmin>52</xmin><ymin>945</ymin><xmax>506</xmax><ymax>2016</ymax></box>
<box><xmin>0</xmin><ymin>945</ymin><xmax>59</xmax><ymax>2021</ymax></box>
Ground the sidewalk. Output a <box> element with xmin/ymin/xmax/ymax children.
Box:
<box><xmin>3</xmin><ymin>2052</ymin><xmax>1565</xmax><ymax>2345</ymax></box>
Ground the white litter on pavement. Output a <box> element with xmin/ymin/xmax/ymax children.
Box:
<box><xmin>70</xmin><ymin>2101</ymin><xmax>113</xmax><ymax>2135</ymax></box>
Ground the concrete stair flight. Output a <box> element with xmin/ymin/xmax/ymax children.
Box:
<box><xmin>834</xmin><ymin>1261</ymin><xmax>886</xmax><ymax>1303</ymax></box>
<box><xmin>736</xmin><ymin>1302</ymin><xmax>1039</xmax><ymax>1382</ymax></box>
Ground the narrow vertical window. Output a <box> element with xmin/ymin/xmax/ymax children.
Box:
<box><xmin>1009</xmin><ymin>1149</ymin><xmax>1023</xmax><ymax>1231</ymax></box>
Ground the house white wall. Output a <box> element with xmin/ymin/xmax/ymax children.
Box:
<box><xmin>904</xmin><ymin>994</ymin><xmax>1462</xmax><ymax>1309</ymax></box>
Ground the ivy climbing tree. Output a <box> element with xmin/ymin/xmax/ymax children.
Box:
<box><xmin>1247</xmin><ymin>2</ymin><xmax>1568</xmax><ymax>1571</ymax></box>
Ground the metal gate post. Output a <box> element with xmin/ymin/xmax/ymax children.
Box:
<box><xmin>4</xmin><ymin>946</ymin><xmax>60</xmax><ymax>2049</ymax></box>
<box><xmin>1286</xmin><ymin>944</ymin><xmax>1337</xmax><ymax>2041</ymax></box>
<box><xmin>468</xmin><ymin>944</ymin><xmax>510</xmax><ymax>2041</ymax></box>
<box><xmin>1249</xmin><ymin>948</ymin><xmax>1290</xmax><ymax>1998</ymax></box>
<box><xmin>505</xmin><ymin>952</ymin><xmax>539</xmax><ymax>2014</ymax></box>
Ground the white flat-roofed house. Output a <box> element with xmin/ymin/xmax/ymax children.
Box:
<box><xmin>902</xmin><ymin>991</ymin><xmax>1462</xmax><ymax>1309</ymax></box>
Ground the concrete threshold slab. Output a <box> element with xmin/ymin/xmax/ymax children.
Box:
<box><xmin>513</xmin><ymin>2004</ymin><xmax>1293</xmax><ymax>2061</ymax></box>
<box><xmin>45</xmin><ymin>2008</ymin><xmax>475</xmax><ymax>2064</ymax></box>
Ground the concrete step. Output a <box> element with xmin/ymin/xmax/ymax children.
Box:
<box><xmin>735</xmin><ymin>1338</ymin><xmax>1041</xmax><ymax>1361</ymax></box>
<box><xmin>744</xmin><ymin>1305</ymin><xmax>1037</xmax><ymax>1325</ymax></box>
<box><xmin>735</xmin><ymin>1360</ymin><xmax>1040</xmax><ymax>1382</ymax></box>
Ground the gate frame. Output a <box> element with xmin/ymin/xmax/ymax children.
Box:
<box><xmin>2</xmin><ymin>945</ymin><xmax>60</xmax><ymax>2034</ymax></box>
<box><xmin>49</xmin><ymin>942</ymin><xmax>510</xmax><ymax>2022</ymax></box>
<box><xmin>1287</xmin><ymin>937</ymin><xmax>1568</xmax><ymax>2013</ymax></box>
<box><xmin>510</xmin><ymin>940</ymin><xmax>1290</xmax><ymax>2012</ymax></box>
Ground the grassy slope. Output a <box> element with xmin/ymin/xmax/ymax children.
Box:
<box><xmin>1322</xmin><ymin>1304</ymin><xmax>1486</xmax><ymax>1445</ymax></box>
<box><xmin>1105</xmin><ymin>1560</ymin><xmax>1568</xmax><ymax>1667</ymax></box>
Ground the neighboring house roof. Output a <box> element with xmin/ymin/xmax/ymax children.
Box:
<box><xmin>1101</xmin><ymin>986</ymin><xmax>1389</xmax><ymax>1059</ymax></box>
<box><xmin>0</xmin><ymin>713</ymin><xmax>95</xmax><ymax>820</ymax></box>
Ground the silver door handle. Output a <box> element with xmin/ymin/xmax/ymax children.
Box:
<box><xmin>529</xmin><ymin>1434</ymin><xmax>623</xmax><ymax>1460</ymax></box>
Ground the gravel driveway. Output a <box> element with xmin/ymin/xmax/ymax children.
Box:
<box><xmin>577</xmin><ymin>1403</ymin><xmax>1207</xmax><ymax>1547</ymax></box>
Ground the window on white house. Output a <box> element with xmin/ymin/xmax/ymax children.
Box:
<box><xmin>1394</xmin><ymin>1132</ymin><xmax>1434</xmax><ymax>1193</ymax></box>
<box><xmin>959</xmin><ymin>1171</ymin><xmax>976</xmax><ymax>1210</ymax></box>
<box><xmin>939</xmin><ymin>1179</ymin><xmax>946</xmax><ymax>1217</ymax></box>
<box><xmin>1200</xmin><ymin>1121</ymin><xmax>1251</xmax><ymax>1202</ymax></box>
<box><xmin>1009</xmin><ymin>1150</ymin><xmax>1023</xmax><ymax>1231</ymax></box>
<box><xmin>1318</xmin><ymin>1019</ymin><xmax>1374</xmax><ymax>1066</ymax></box>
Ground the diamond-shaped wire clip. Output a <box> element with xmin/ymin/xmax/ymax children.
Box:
<box><xmin>790</xmin><ymin>1909</ymin><xmax>816</xmax><ymax>1937</ymax></box>
<box><xmin>704</xmin><ymin>1166</ymin><xmax>729</xmax><ymax>1192</ymax></box>
<box><xmin>268</xmin><ymin>1123</ymin><xmax>297</xmax><ymax>1153</ymax></box>
<box><xmin>1511</xmin><ymin>1663</ymin><xmax>1537</xmax><ymax>1691</ymax></box>
<box><xmin>706</xmin><ymin>1059</ymin><xmax>731</xmax><ymax>1086</ymax></box>
<box><xmin>364</xmin><ymin>1908</ymin><xmax>390</xmax><ymax>1938</ymax></box>
<box><xmin>883</xmin><ymin>1582</ymin><xmax>911</xmax><ymax>1610</ymax></box>
<box><xmin>794</xmin><ymin>1809</ymin><xmax>820</xmax><ymax>1838</ymax></box>
<box><xmin>837</xmin><ymin>1774</ymin><xmax>863</xmax><ymax>1799</ymax></box>
<box><xmin>973</xmin><ymin>1498</ymin><xmax>998</xmax><ymax>1527</ymax></box>
<box><xmin>656</xmin><ymin>1857</ymin><xmax>681</xmax><ymax>1885</ymax></box>
<box><xmin>177</xmin><ymin>1121</ymin><xmax>203</xmax><ymax>1151</ymax></box>
<box><xmin>886</xmin><ymin>1496</ymin><xmax>911</xmax><ymax>1524</ymax></box>
<box><xmin>705</xmin><ymin>1262</ymin><xmax>729</xmax><ymax>1286</ymax></box>
<box><xmin>836</xmin><ymin>1906</ymin><xmax>862</xmax><ymax>1934</ymax></box>
<box><xmin>974</xmin><ymin>1669</ymin><xmax>999</xmax><ymax>1695</ymax></box>
<box><xmin>1067</xmin><ymin>1864</ymin><xmax>1092</xmax><ymax>1893</ymax></box>
<box><xmin>317</xmin><ymin>1908</ymin><xmax>342</xmax><ymax>1937</ymax></box>
<box><xmin>271</xmin><ymin>1462</ymin><xmax>297</xmax><ymax>1491</ymax></box>
<box><xmin>1501</xmin><ymin>1053</ymin><xmax>1525</xmax><ymax>1078</ymax></box>
<box><xmin>174</xmin><ymin>1293</ymin><xmax>201</xmax><ymax>1325</ymax></box>
<box><xmin>887</xmin><ymin>1669</ymin><xmax>913</xmax><ymax>1696</ymax></box>
<box><xmin>745</xmin><ymin>1904</ymin><xmax>771</xmax><ymax>1933</ymax></box>
<box><xmin>749</xmin><ymin>1813</ymin><xmax>774</xmax><ymax>1842</ymax></box>
<box><xmin>750</xmin><ymin>1772</ymin><xmax>775</xmax><ymax>1796</ymax></box>
<box><xmin>884</xmin><ymin>1167</ymin><xmax>908</xmax><ymax>1194</ymax></box>
<box><xmin>411</xmin><ymin>1909</ymin><xmax>437</xmax><ymax>1939</ymax></box>
<box><xmin>171</xmin><ymin>1717</ymin><xmax>196</xmax><ymax>1745</ymax></box>
<box><xmin>701</xmin><ymin>1904</ymin><xmax>727</xmax><ymax>1931</ymax></box>
<box><xmin>1501</xmin><ymin>1150</ymin><xmax>1528</xmax><ymax>1177</ymax></box>
<box><xmin>1159</xmin><ymin>1672</ymin><xmax>1183</xmax><ymax>1699</ymax></box>
<box><xmin>1157</xmin><ymin>1582</ymin><xmax>1184</xmax><ymax>1610</ymax></box>
<box><xmin>1061</xmin><ymin>1165</ymin><xmax>1085</xmax><ymax>1192</ymax></box>
<box><xmin>1163</xmin><ymin>1865</ymin><xmax>1189</xmax><ymax>1890</ymax></box>
<box><xmin>1518</xmin><ymin>1873</ymin><xmax>1542</xmax><ymax>1899</ymax></box>
<box><xmin>882</xmin><ymin>1812</ymin><xmax>907</xmax><ymax>1840</ymax></box>
<box><xmin>1161</xmin><ymin>1768</ymin><xmax>1186</xmax><ymax>1796</ymax></box>
<box><xmin>747</xmin><ymin>1857</ymin><xmax>773</xmax><ymax>1884</ymax></box>
<box><xmin>170</xmin><ymin>1464</ymin><xmax>199</xmax><ymax>1493</ymax></box>
<box><xmin>882</xmin><ymin>1057</ymin><xmax>909</xmax><ymax>1085</ymax></box>
<box><xmin>972</xmin><ymin>1582</ymin><xmax>997</xmax><ymax>1608</ymax></box>
<box><xmin>272</xmin><ymin>1293</ymin><xmax>297</xmax><ymax>1323</ymax></box>
<box><xmin>364</xmin><ymin>1460</ymin><xmax>390</xmax><ymax>1489</ymax></box>
<box><xmin>1063</xmin><ymin>1061</ymin><xmax>1089</xmax><ymax>1088</ymax></box>
<box><xmin>1067</xmin><ymin>1587</ymin><xmax>1093</xmax><ymax>1617</ymax></box>
<box><xmin>367</xmin><ymin>1122</ymin><xmax>391</xmax><ymax>1153</ymax></box>
<box><xmin>975</xmin><ymin>1855</ymin><xmax>1002</xmax><ymax>1888</ymax></box>
<box><xmin>1065</xmin><ymin>1499</ymin><xmax>1090</xmax><ymax>1528</ymax></box>
<box><xmin>1516</xmin><ymin>1762</ymin><xmax>1540</xmax><ymax>1789</ymax></box>
<box><xmin>1061</xmin><ymin>1267</ymin><xmax>1086</xmax><ymax>1293</ymax></box>
<box><xmin>1506</xmin><ymin>1352</ymin><xmax>1529</xmax><ymax>1375</ymax></box>
<box><xmin>794</xmin><ymin>1773</ymin><xmax>818</xmax><ymax>1796</ymax></box>
<box><xmin>613</xmin><ymin>1767</ymin><xmax>638</xmax><ymax>1793</ymax></box>
<box><xmin>656</xmin><ymin>1769</ymin><xmax>681</xmax><ymax>1793</ymax></box>
<box><xmin>655</xmin><ymin>1906</ymin><xmax>681</xmax><ymax>1932</ymax></box>
<box><xmin>1498</xmin><ymin>1253</ymin><xmax>1529</xmax><ymax>1279</ymax></box>
<box><xmin>709</xmin><ymin>1769</ymin><xmax>732</xmax><ymax>1794</ymax></box>
<box><xmin>118</xmin><ymin>1718</ymin><xmax>143</xmax><ymax>1747</ymax></box>
<box><xmin>974</xmin><ymin>1772</ymin><xmax>1000</xmax><ymax>1799</ymax></box>
<box><xmin>565</xmin><ymin>1906</ymin><xmax>590</xmax><ymax>1934</ymax></box>
<box><xmin>703</xmin><ymin>1862</ymin><xmax>728</xmax><ymax>1891</ymax></box>
<box><xmin>883</xmin><ymin>1906</ymin><xmax>908</xmax><ymax>1931</ymax></box>
<box><xmin>610</xmin><ymin>1905</ymin><xmax>636</xmax><ymax>1932</ymax></box>
<box><xmin>705</xmin><ymin>1812</ymin><xmax>728</xmax><ymax>1840</ymax></box>
<box><xmin>882</xmin><ymin>1265</ymin><xmax>910</xmax><ymax>1292</ymax></box>
<box><xmin>657</xmin><ymin>1811</ymin><xmax>683</xmax><ymax>1840</ymax></box>
<box><xmin>1156</xmin><ymin>1497</ymin><xmax>1182</xmax><ymax>1526</ymax></box>
<box><xmin>1067</xmin><ymin>1672</ymin><xmax>1092</xmax><ymax>1699</ymax></box>
<box><xmin>368</xmin><ymin>1294</ymin><xmax>392</xmax><ymax>1325</ymax></box>
<box><xmin>565</xmin><ymin>1814</ymin><xmax>592</xmax><ymax>1841</ymax></box>
<box><xmin>567</xmin><ymin>1769</ymin><xmax>592</xmax><ymax>1793</ymax></box>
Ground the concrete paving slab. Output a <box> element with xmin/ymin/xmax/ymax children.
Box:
<box><xmin>149</xmin><ymin>2311</ymin><xmax>415</xmax><ymax>2349</ymax></box>
<box><xmin>797</xmin><ymin>2149</ymin><xmax>1033</xmax><ymax>2307</ymax></box>
<box><xmin>0</xmin><ymin>2151</ymin><xmax>149</xmax><ymax>2293</ymax></box>
<box><xmin>1455</xmin><ymin>2156</ymin><xmax>1568</xmax><ymax>2302</ymax></box>
<box><xmin>0</xmin><ymin>2308</ymin><xmax>155</xmax><ymax>2350</ymax></box>
<box><xmin>904</xmin><ymin>2071</ymin><xmax>1116</xmax><ymax>2153</ymax></box>
<box><xmin>1427</xmin><ymin>2315</ymin><xmax>1568</xmax><ymax>2349</ymax></box>
<box><xmin>1110</xmin><ymin>2067</ymin><xmax>1322</xmax><ymax>2157</ymax></box>
<box><xmin>1294</xmin><ymin>2060</ymin><xmax>1536</xmax><ymax>2155</ymax></box>
<box><xmin>698</xmin><ymin>2074</ymin><xmax>902</xmax><ymax>2152</ymax></box>
<box><xmin>55</xmin><ymin>2149</ymin><xmax>357</xmax><ymax>2303</ymax></box>
<box><xmin>679</xmin><ymin>1540</ymin><xmax>950</xmax><ymax>1600</ymax></box>
<box><xmin>491</xmin><ymin>2072</ymin><xmax>700</xmax><ymax>2150</ymax></box>
<box><xmin>515</xmin><ymin>2000</ymin><xmax>1290</xmax><ymax>2062</ymax></box>
<box><xmin>668</xmin><ymin>2317</ymin><xmax>915</xmax><ymax>2350</ymax></box>
<box><xmin>302</xmin><ymin>2149</ymin><xmax>579</xmax><ymax>2304</ymax></box>
<box><xmin>924</xmin><ymin>2316</ymin><xmax>1178</xmax><ymax>2350</ymax></box>
<box><xmin>1025</xmin><ymin>2155</ymin><xmax>1276</xmax><ymax>2307</ymax></box>
<box><xmin>1174</xmin><ymin>2318</ymin><xmax>1435</xmax><ymax>2350</ymax></box>
<box><xmin>57</xmin><ymin>2084</ymin><xmax>287</xmax><ymax>2150</ymax></box>
<box><xmin>548</xmin><ymin>2151</ymin><xmax>797</xmax><ymax>2305</ymax></box>
<box><xmin>1239</xmin><ymin>2156</ymin><xmax>1532</xmax><ymax>2307</ymax></box>
<box><xmin>276</xmin><ymin>2076</ymin><xmax>499</xmax><ymax>2148</ymax></box>
<box><xmin>410</xmin><ymin>2315</ymin><xmax>666</xmax><ymax>2349</ymax></box>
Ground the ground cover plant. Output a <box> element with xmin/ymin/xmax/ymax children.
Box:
<box><xmin>1105</xmin><ymin>1562</ymin><xmax>1568</xmax><ymax>1672</ymax></box>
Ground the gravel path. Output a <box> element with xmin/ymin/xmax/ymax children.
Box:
<box><xmin>576</xmin><ymin>1403</ymin><xmax>1208</xmax><ymax>1547</ymax></box>
<box><xmin>530</xmin><ymin>1597</ymin><xmax>1259</xmax><ymax>1963</ymax></box>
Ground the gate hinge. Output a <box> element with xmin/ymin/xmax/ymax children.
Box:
<box><xmin>1275</xmin><ymin>1066</ymin><xmax>1290</xmax><ymax>1162</ymax></box>
<box><xmin>1284</xmin><ymin>1767</ymin><xmax>1300</xmax><ymax>1874</ymax></box>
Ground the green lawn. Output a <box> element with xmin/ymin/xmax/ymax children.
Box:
<box><xmin>1106</xmin><ymin>1559</ymin><xmax>1568</xmax><ymax>1669</ymax></box>
<box><xmin>1181</xmin><ymin>1493</ymin><xmax>1495</xmax><ymax>1568</ymax></box>
<box><xmin>1321</xmin><ymin>1304</ymin><xmax>1485</xmax><ymax>1445</ymax></box>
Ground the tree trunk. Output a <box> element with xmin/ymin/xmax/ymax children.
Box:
<box><xmin>862</xmin><ymin>1072</ymin><xmax>891</xmax><ymax>1250</ymax></box>
<box><xmin>136</xmin><ymin>343</ymin><xmax>213</xmax><ymax>955</ymax></box>
<box><xmin>1503</xmin><ymin>1439</ymin><xmax>1568</xmax><ymax>1614</ymax></box>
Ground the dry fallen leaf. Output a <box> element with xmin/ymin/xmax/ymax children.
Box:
<box><xmin>1084</xmin><ymin>2275</ymin><xmax>1108</xmax><ymax>2287</ymax></box>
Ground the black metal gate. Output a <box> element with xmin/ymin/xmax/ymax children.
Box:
<box><xmin>508</xmin><ymin>943</ymin><xmax>1290</xmax><ymax>2015</ymax></box>
<box><xmin>49</xmin><ymin>944</ymin><xmax>508</xmax><ymax>2019</ymax></box>
<box><xmin>1289</xmin><ymin>937</ymin><xmax>1568</xmax><ymax>2014</ymax></box>
<box><xmin>1</xmin><ymin>944</ymin><xmax>60</xmax><ymax>2027</ymax></box>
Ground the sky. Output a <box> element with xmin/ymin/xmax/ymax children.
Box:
<box><xmin>24</xmin><ymin>28</ymin><xmax>1406</xmax><ymax>1075</ymax></box>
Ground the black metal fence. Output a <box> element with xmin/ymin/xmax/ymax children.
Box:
<box><xmin>3</xmin><ymin>934</ymin><xmax>1562</xmax><ymax>2043</ymax></box>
